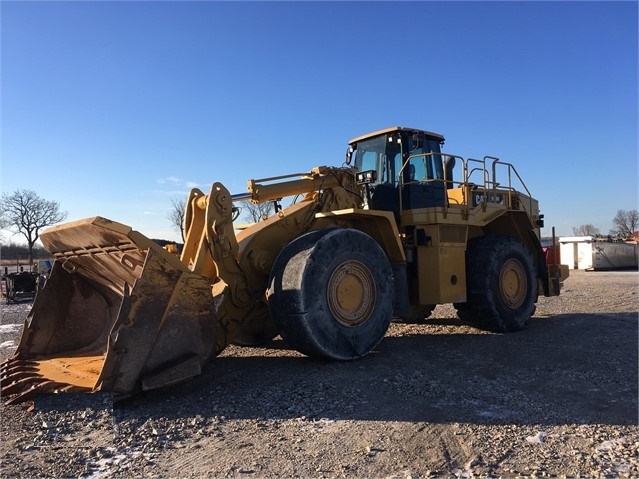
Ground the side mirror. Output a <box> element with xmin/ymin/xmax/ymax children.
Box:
<box><xmin>345</xmin><ymin>146</ymin><xmax>354</xmax><ymax>165</ymax></box>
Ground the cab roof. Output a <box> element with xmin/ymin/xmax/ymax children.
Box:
<box><xmin>348</xmin><ymin>126</ymin><xmax>445</xmax><ymax>145</ymax></box>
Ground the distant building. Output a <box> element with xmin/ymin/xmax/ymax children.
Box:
<box><xmin>559</xmin><ymin>236</ymin><xmax>638</xmax><ymax>270</ymax></box>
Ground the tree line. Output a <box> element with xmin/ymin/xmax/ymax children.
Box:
<box><xmin>0</xmin><ymin>189</ymin><xmax>178</xmax><ymax>263</ymax></box>
<box><xmin>1</xmin><ymin>189</ymin><xmax>67</xmax><ymax>264</ymax></box>
<box><xmin>1</xmin><ymin>242</ymin><xmax>50</xmax><ymax>262</ymax></box>
<box><xmin>2</xmin><ymin>189</ymin><xmax>638</xmax><ymax>265</ymax></box>
<box><xmin>572</xmin><ymin>209</ymin><xmax>639</xmax><ymax>240</ymax></box>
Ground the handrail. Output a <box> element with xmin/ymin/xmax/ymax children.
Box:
<box><xmin>396</xmin><ymin>152</ymin><xmax>534</xmax><ymax>218</ymax></box>
<box><xmin>488</xmin><ymin>157</ymin><xmax>534</xmax><ymax>218</ymax></box>
<box><xmin>397</xmin><ymin>153</ymin><xmax>434</xmax><ymax>213</ymax></box>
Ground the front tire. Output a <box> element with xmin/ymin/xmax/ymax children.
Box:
<box><xmin>457</xmin><ymin>235</ymin><xmax>536</xmax><ymax>332</ymax></box>
<box><xmin>267</xmin><ymin>228</ymin><xmax>394</xmax><ymax>360</ymax></box>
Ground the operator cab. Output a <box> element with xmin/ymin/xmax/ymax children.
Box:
<box><xmin>346</xmin><ymin>127</ymin><xmax>446</xmax><ymax>216</ymax></box>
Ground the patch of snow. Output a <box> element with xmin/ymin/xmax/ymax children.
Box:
<box><xmin>0</xmin><ymin>324</ymin><xmax>21</xmax><ymax>334</ymax></box>
<box><xmin>526</xmin><ymin>431</ymin><xmax>547</xmax><ymax>444</ymax></box>
<box><xmin>81</xmin><ymin>449</ymin><xmax>146</xmax><ymax>479</ymax></box>
<box><xmin>596</xmin><ymin>438</ymin><xmax>626</xmax><ymax>452</ymax></box>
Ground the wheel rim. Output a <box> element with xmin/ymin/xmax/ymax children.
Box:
<box><xmin>499</xmin><ymin>258</ymin><xmax>527</xmax><ymax>309</ymax></box>
<box><xmin>327</xmin><ymin>260</ymin><xmax>376</xmax><ymax>327</ymax></box>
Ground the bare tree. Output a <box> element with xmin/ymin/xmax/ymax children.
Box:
<box><xmin>611</xmin><ymin>209</ymin><xmax>639</xmax><ymax>238</ymax></box>
<box><xmin>1</xmin><ymin>189</ymin><xmax>68</xmax><ymax>264</ymax></box>
<box><xmin>572</xmin><ymin>224</ymin><xmax>600</xmax><ymax>236</ymax></box>
<box><xmin>168</xmin><ymin>198</ymin><xmax>187</xmax><ymax>242</ymax></box>
<box><xmin>238</xmin><ymin>200</ymin><xmax>273</xmax><ymax>223</ymax></box>
<box><xmin>0</xmin><ymin>210</ymin><xmax>8</xmax><ymax>243</ymax></box>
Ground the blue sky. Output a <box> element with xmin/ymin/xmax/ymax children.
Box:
<box><xmin>1</xmin><ymin>1</ymin><xmax>637</xmax><ymax>243</ymax></box>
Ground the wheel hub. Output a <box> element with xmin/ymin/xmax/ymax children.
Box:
<box><xmin>499</xmin><ymin>258</ymin><xmax>527</xmax><ymax>308</ymax></box>
<box><xmin>327</xmin><ymin>260</ymin><xmax>376</xmax><ymax>327</ymax></box>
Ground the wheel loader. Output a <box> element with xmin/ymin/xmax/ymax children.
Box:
<box><xmin>0</xmin><ymin>127</ymin><xmax>568</xmax><ymax>405</ymax></box>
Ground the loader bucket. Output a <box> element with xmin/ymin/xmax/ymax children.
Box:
<box><xmin>1</xmin><ymin>217</ymin><xmax>220</xmax><ymax>405</ymax></box>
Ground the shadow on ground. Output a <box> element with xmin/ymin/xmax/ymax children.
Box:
<box><xmin>101</xmin><ymin>311</ymin><xmax>638</xmax><ymax>427</ymax></box>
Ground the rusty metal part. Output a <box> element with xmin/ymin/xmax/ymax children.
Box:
<box><xmin>1</xmin><ymin>217</ymin><xmax>220</xmax><ymax>404</ymax></box>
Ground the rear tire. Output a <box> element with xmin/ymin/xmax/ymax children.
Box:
<box><xmin>457</xmin><ymin>235</ymin><xmax>536</xmax><ymax>332</ymax></box>
<box><xmin>267</xmin><ymin>228</ymin><xmax>394</xmax><ymax>360</ymax></box>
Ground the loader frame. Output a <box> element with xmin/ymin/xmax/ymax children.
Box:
<box><xmin>0</xmin><ymin>126</ymin><xmax>568</xmax><ymax>405</ymax></box>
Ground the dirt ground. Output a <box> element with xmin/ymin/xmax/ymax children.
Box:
<box><xmin>1</xmin><ymin>269</ymin><xmax>637</xmax><ymax>478</ymax></box>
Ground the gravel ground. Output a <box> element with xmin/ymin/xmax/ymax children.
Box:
<box><xmin>1</xmin><ymin>269</ymin><xmax>637</xmax><ymax>478</ymax></box>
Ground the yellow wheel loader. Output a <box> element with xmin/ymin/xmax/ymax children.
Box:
<box><xmin>0</xmin><ymin>127</ymin><xmax>568</xmax><ymax>404</ymax></box>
